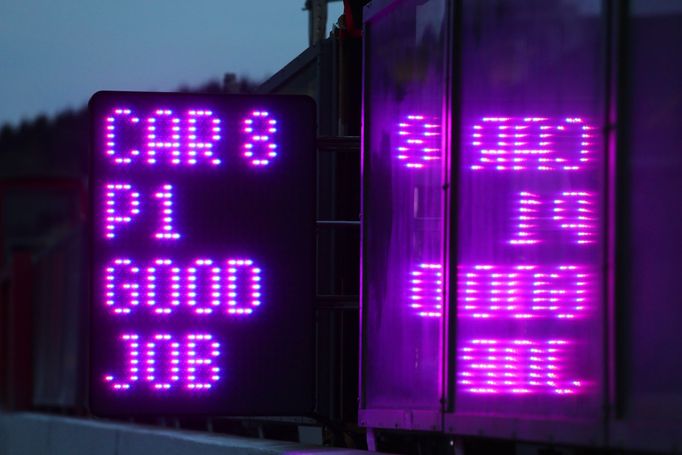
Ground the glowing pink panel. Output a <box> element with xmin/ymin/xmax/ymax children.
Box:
<box><xmin>241</xmin><ymin>110</ymin><xmax>278</xmax><ymax>166</ymax></box>
<box><xmin>104</xmin><ymin>183</ymin><xmax>140</xmax><ymax>239</ymax></box>
<box><xmin>458</xmin><ymin>339</ymin><xmax>583</xmax><ymax>395</ymax></box>
<box><xmin>456</xmin><ymin>113</ymin><xmax>603</xmax><ymax>410</ymax></box>
<box><xmin>408</xmin><ymin>263</ymin><xmax>443</xmax><ymax>317</ymax></box>
<box><xmin>105</xmin><ymin>333</ymin><xmax>220</xmax><ymax>391</ymax></box>
<box><xmin>458</xmin><ymin>264</ymin><xmax>593</xmax><ymax>319</ymax></box>
<box><xmin>396</xmin><ymin>114</ymin><xmax>440</xmax><ymax>169</ymax></box>
<box><xmin>469</xmin><ymin>117</ymin><xmax>596</xmax><ymax>172</ymax></box>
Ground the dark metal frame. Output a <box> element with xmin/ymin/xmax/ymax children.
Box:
<box><xmin>606</xmin><ymin>1</ymin><xmax>682</xmax><ymax>451</ymax></box>
<box><xmin>259</xmin><ymin>36</ymin><xmax>362</xmax><ymax>428</ymax></box>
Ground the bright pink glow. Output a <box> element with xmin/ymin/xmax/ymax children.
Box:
<box><xmin>469</xmin><ymin>117</ymin><xmax>595</xmax><ymax>172</ymax></box>
<box><xmin>241</xmin><ymin>110</ymin><xmax>278</xmax><ymax>166</ymax></box>
<box><xmin>145</xmin><ymin>259</ymin><xmax>181</xmax><ymax>315</ymax></box>
<box><xmin>105</xmin><ymin>258</ymin><xmax>262</xmax><ymax>316</ymax></box>
<box><xmin>153</xmin><ymin>184</ymin><xmax>181</xmax><ymax>240</ymax></box>
<box><xmin>185</xmin><ymin>334</ymin><xmax>221</xmax><ymax>390</ymax></box>
<box><xmin>187</xmin><ymin>259</ymin><xmax>221</xmax><ymax>315</ymax></box>
<box><xmin>226</xmin><ymin>259</ymin><xmax>261</xmax><ymax>315</ymax></box>
<box><xmin>458</xmin><ymin>264</ymin><xmax>592</xmax><ymax>319</ymax></box>
<box><xmin>186</xmin><ymin>110</ymin><xmax>222</xmax><ymax>166</ymax></box>
<box><xmin>144</xmin><ymin>334</ymin><xmax>178</xmax><ymax>389</ymax></box>
<box><xmin>104</xmin><ymin>333</ymin><xmax>138</xmax><ymax>390</ymax></box>
<box><xmin>104</xmin><ymin>184</ymin><xmax>140</xmax><ymax>239</ymax></box>
<box><xmin>105</xmin><ymin>258</ymin><xmax>140</xmax><ymax>315</ymax></box>
<box><xmin>105</xmin><ymin>108</ymin><xmax>221</xmax><ymax>166</ymax></box>
<box><xmin>146</xmin><ymin>109</ymin><xmax>181</xmax><ymax>165</ymax></box>
<box><xmin>554</xmin><ymin>191</ymin><xmax>598</xmax><ymax>245</ymax></box>
<box><xmin>510</xmin><ymin>191</ymin><xmax>597</xmax><ymax>246</ymax></box>
<box><xmin>106</xmin><ymin>109</ymin><xmax>142</xmax><ymax>164</ymax></box>
<box><xmin>395</xmin><ymin>114</ymin><xmax>440</xmax><ymax>169</ymax></box>
<box><xmin>104</xmin><ymin>333</ymin><xmax>220</xmax><ymax>391</ymax></box>
<box><xmin>408</xmin><ymin>263</ymin><xmax>443</xmax><ymax>317</ymax></box>
<box><xmin>457</xmin><ymin>115</ymin><xmax>601</xmax><ymax>401</ymax></box>
<box><xmin>458</xmin><ymin>339</ymin><xmax>583</xmax><ymax>395</ymax></box>
<box><xmin>510</xmin><ymin>191</ymin><xmax>542</xmax><ymax>246</ymax></box>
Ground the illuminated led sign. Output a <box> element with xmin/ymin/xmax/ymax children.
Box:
<box><xmin>392</xmin><ymin>113</ymin><xmax>602</xmax><ymax>404</ymax></box>
<box><xmin>90</xmin><ymin>91</ymin><xmax>316</xmax><ymax>415</ymax></box>
<box><xmin>454</xmin><ymin>115</ymin><xmax>603</xmax><ymax>406</ymax></box>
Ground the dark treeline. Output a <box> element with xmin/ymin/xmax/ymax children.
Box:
<box><xmin>0</xmin><ymin>76</ymin><xmax>261</xmax><ymax>177</ymax></box>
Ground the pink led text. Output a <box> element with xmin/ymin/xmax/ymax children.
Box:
<box><xmin>510</xmin><ymin>191</ymin><xmax>597</xmax><ymax>246</ymax></box>
<box><xmin>99</xmin><ymin>104</ymin><xmax>283</xmax><ymax>395</ymax></box>
<box><xmin>408</xmin><ymin>263</ymin><xmax>443</xmax><ymax>318</ymax></box>
<box><xmin>104</xmin><ymin>183</ymin><xmax>180</xmax><ymax>240</ymax></box>
<box><xmin>396</xmin><ymin>114</ymin><xmax>441</xmax><ymax>169</ymax></box>
<box><xmin>106</xmin><ymin>108</ymin><xmax>280</xmax><ymax>167</ymax></box>
<box><xmin>455</xmin><ymin>115</ymin><xmax>602</xmax><ymax>398</ymax></box>
<box><xmin>458</xmin><ymin>339</ymin><xmax>582</xmax><ymax>395</ymax></box>
<box><xmin>105</xmin><ymin>258</ymin><xmax>262</xmax><ymax>316</ymax></box>
<box><xmin>470</xmin><ymin>117</ymin><xmax>596</xmax><ymax>172</ymax></box>
<box><xmin>106</xmin><ymin>108</ymin><xmax>222</xmax><ymax>166</ymax></box>
<box><xmin>242</xmin><ymin>110</ymin><xmax>278</xmax><ymax>166</ymax></box>
<box><xmin>105</xmin><ymin>333</ymin><xmax>220</xmax><ymax>391</ymax></box>
<box><xmin>458</xmin><ymin>264</ymin><xmax>592</xmax><ymax>319</ymax></box>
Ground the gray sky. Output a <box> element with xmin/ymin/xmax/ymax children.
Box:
<box><xmin>0</xmin><ymin>0</ymin><xmax>342</xmax><ymax>127</ymax></box>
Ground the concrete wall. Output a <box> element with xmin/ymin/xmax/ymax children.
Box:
<box><xmin>0</xmin><ymin>413</ymin><xmax>369</xmax><ymax>455</ymax></box>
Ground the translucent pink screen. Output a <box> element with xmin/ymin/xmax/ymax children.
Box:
<box><xmin>455</xmin><ymin>116</ymin><xmax>602</xmax><ymax>406</ymax></box>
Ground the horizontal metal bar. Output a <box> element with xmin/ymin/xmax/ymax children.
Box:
<box><xmin>316</xmin><ymin>302</ymin><xmax>359</xmax><ymax>310</ymax></box>
<box><xmin>316</xmin><ymin>220</ymin><xmax>360</xmax><ymax>227</ymax></box>
<box><xmin>316</xmin><ymin>295</ymin><xmax>359</xmax><ymax>309</ymax></box>
<box><xmin>1</xmin><ymin>413</ymin><xmax>370</xmax><ymax>454</ymax></box>
<box><xmin>317</xmin><ymin>294</ymin><xmax>359</xmax><ymax>301</ymax></box>
<box><xmin>316</xmin><ymin>136</ymin><xmax>360</xmax><ymax>153</ymax></box>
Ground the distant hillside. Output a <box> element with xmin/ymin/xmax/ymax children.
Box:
<box><xmin>0</xmin><ymin>76</ymin><xmax>261</xmax><ymax>178</ymax></box>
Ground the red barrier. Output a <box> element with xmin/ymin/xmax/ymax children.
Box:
<box><xmin>0</xmin><ymin>252</ymin><xmax>33</xmax><ymax>410</ymax></box>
